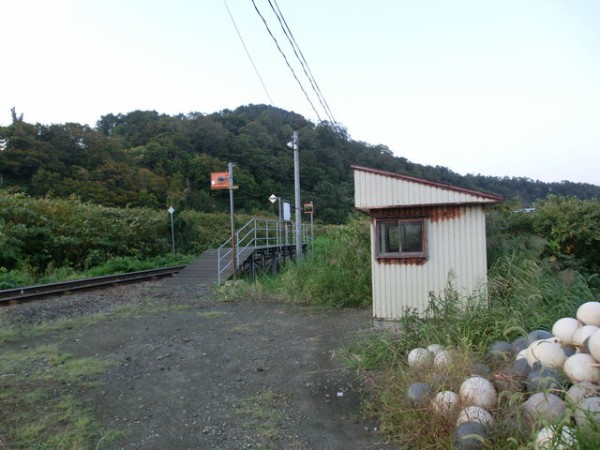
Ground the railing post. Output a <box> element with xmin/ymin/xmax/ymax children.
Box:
<box><xmin>265</xmin><ymin>220</ymin><xmax>269</xmax><ymax>246</ymax></box>
<box><xmin>217</xmin><ymin>247</ymin><xmax>221</xmax><ymax>285</ymax></box>
<box><xmin>217</xmin><ymin>217</ymin><xmax>292</xmax><ymax>283</ymax></box>
<box><xmin>236</xmin><ymin>227</ymin><xmax>241</xmax><ymax>269</ymax></box>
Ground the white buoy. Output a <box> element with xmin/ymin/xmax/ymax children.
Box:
<box><xmin>588</xmin><ymin>328</ymin><xmax>600</xmax><ymax>362</ymax></box>
<box><xmin>432</xmin><ymin>390</ymin><xmax>459</xmax><ymax>416</ymax></box>
<box><xmin>434</xmin><ymin>350</ymin><xmax>452</xmax><ymax>368</ymax></box>
<box><xmin>427</xmin><ymin>344</ymin><xmax>445</xmax><ymax>356</ymax></box>
<box><xmin>525</xmin><ymin>339</ymin><xmax>565</xmax><ymax>369</ymax></box>
<box><xmin>456</xmin><ymin>406</ymin><xmax>494</xmax><ymax>426</ymax></box>
<box><xmin>459</xmin><ymin>376</ymin><xmax>497</xmax><ymax>411</ymax></box>
<box><xmin>572</xmin><ymin>325</ymin><xmax>599</xmax><ymax>347</ymax></box>
<box><xmin>534</xmin><ymin>426</ymin><xmax>576</xmax><ymax>450</ymax></box>
<box><xmin>563</xmin><ymin>353</ymin><xmax>600</xmax><ymax>384</ymax></box>
<box><xmin>551</xmin><ymin>317</ymin><xmax>580</xmax><ymax>344</ymax></box>
<box><xmin>408</xmin><ymin>348</ymin><xmax>432</xmax><ymax>368</ymax></box>
<box><xmin>522</xmin><ymin>392</ymin><xmax>566</xmax><ymax>423</ymax></box>
<box><xmin>515</xmin><ymin>349</ymin><xmax>528</xmax><ymax>361</ymax></box>
<box><xmin>577</xmin><ymin>301</ymin><xmax>600</xmax><ymax>326</ymax></box>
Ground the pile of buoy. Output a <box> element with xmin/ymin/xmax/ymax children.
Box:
<box><xmin>404</xmin><ymin>301</ymin><xmax>600</xmax><ymax>449</ymax></box>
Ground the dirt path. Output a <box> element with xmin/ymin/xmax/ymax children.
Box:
<box><xmin>51</xmin><ymin>284</ymin><xmax>392</xmax><ymax>449</ymax></box>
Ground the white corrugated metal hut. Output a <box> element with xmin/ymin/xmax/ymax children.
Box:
<box><xmin>352</xmin><ymin>165</ymin><xmax>502</xmax><ymax>326</ymax></box>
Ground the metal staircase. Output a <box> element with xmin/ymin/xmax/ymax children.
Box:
<box><xmin>217</xmin><ymin>218</ymin><xmax>309</xmax><ymax>284</ymax></box>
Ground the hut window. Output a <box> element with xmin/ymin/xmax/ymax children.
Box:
<box><xmin>376</xmin><ymin>218</ymin><xmax>427</xmax><ymax>258</ymax></box>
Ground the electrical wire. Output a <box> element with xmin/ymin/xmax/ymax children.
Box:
<box><xmin>268</xmin><ymin>0</ymin><xmax>337</xmax><ymax>125</ymax></box>
<box><xmin>222</xmin><ymin>0</ymin><xmax>274</xmax><ymax>105</ymax></box>
<box><xmin>250</xmin><ymin>0</ymin><xmax>323</xmax><ymax>123</ymax></box>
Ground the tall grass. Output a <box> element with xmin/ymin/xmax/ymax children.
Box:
<box><xmin>0</xmin><ymin>254</ymin><xmax>194</xmax><ymax>289</ymax></box>
<box><xmin>488</xmin><ymin>251</ymin><xmax>594</xmax><ymax>332</ymax></box>
<box><xmin>269</xmin><ymin>215</ymin><xmax>371</xmax><ymax>308</ymax></box>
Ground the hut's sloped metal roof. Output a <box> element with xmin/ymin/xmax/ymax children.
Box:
<box><xmin>352</xmin><ymin>165</ymin><xmax>503</xmax><ymax>209</ymax></box>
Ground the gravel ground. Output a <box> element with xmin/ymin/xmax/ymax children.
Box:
<box><xmin>1</xmin><ymin>281</ymin><xmax>394</xmax><ymax>450</ymax></box>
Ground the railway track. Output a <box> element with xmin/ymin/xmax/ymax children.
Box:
<box><xmin>0</xmin><ymin>265</ymin><xmax>186</xmax><ymax>304</ymax></box>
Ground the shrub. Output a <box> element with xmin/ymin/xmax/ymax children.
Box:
<box><xmin>273</xmin><ymin>215</ymin><xmax>371</xmax><ymax>307</ymax></box>
<box><xmin>0</xmin><ymin>191</ymin><xmax>253</xmax><ymax>284</ymax></box>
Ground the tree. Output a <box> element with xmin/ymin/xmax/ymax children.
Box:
<box><xmin>531</xmin><ymin>195</ymin><xmax>600</xmax><ymax>272</ymax></box>
<box><xmin>1</xmin><ymin>106</ymin><xmax>599</xmax><ymax>224</ymax></box>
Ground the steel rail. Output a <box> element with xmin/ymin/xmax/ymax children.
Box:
<box><xmin>0</xmin><ymin>265</ymin><xmax>186</xmax><ymax>304</ymax></box>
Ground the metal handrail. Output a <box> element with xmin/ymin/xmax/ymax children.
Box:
<box><xmin>217</xmin><ymin>217</ymin><xmax>309</xmax><ymax>284</ymax></box>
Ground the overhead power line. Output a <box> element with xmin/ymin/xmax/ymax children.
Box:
<box><xmin>268</xmin><ymin>0</ymin><xmax>337</xmax><ymax>125</ymax></box>
<box><xmin>250</xmin><ymin>0</ymin><xmax>324</xmax><ymax>123</ymax></box>
<box><xmin>222</xmin><ymin>0</ymin><xmax>274</xmax><ymax>105</ymax></box>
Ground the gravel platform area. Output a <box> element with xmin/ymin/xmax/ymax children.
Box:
<box><xmin>1</xmin><ymin>282</ymin><xmax>393</xmax><ymax>450</ymax></box>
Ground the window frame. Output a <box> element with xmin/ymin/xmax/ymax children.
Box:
<box><xmin>375</xmin><ymin>217</ymin><xmax>428</xmax><ymax>260</ymax></box>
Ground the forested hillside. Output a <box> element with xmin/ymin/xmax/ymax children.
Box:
<box><xmin>1</xmin><ymin>105</ymin><xmax>598</xmax><ymax>223</ymax></box>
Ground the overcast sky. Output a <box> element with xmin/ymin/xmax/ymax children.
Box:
<box><xmin>1</xmin><ymin>0</ymin><xmax>599</xmax><ymax>185</ymax></box>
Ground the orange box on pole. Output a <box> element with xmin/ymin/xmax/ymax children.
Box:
<box><xmin>210</xmin><ymin>172</ymin><xmax>230</xmax><ymax>190</ymax></box>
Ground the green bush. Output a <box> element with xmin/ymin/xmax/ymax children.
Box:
<box><xmin>0</xmin><ymin>192</ymin><xmax>256</xmax><ymax>285</ymax></box>
<box><xmin>531</xmin><ymin>195</ymin><xmax>600</xmax><ymax>272</ymax></box>
<box><xmin>0</xmin><ymin>267</ymin><xmax>34</xmax><ymax>290</ymax></box>
<box><xmin>273</xmin><ymin>214</ymin><xmax>371</xmax><ymax>307</ymax></box>
<box><xmin>487</xmin><ymin>196</ymin><xmax>600</xmax><ymax>273</ymax></box>
<box><xmin>0</xmin><ymin>193</ymin><xmax>170</xmax><ymax>272</ymax></box>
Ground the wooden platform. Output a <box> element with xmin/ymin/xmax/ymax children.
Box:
<box><xmin>161</xmin><ymin>249</ymin><xmax>223</xmax><ymax>287</ymax></box>
<box><xmin>162</xmin><ymin>244</ymin><xmax>303</xmax><ymax>287</ymax></box>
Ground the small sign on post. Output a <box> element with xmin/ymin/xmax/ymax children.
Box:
<box><xmin>211</xmin><ymin>164</ymin><xmax>237</xmax><ymax>280</ymax></box>
<box><xmin>168</xmin><ymin>206</ymin><xmax>176</xmax><ymax>254</ymax></box>
<box><xmin>210</xmin><ymin>172</ymin><xmax>230</xmax><ymax>190</ymax></box>
<box><xmin>304</xmin><ymin>201</ymin><xmax>314</xmax><ymax>253</ymax></box>
<box><xmin>269</xmin><ymin>194</ymin><xmax>282</xmax><ymax>247</ymax></box>
<box><xmin>282</xmin><ymin>201</ymin><xmax>291</xmax><ymax>222</ymax></box>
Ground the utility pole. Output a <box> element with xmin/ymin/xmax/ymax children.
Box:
<box><xmin>228</xmin><ymin>162</ymin><xmax>237</xmax><ymax>279</ymax></box>
<box><xmin>289</xmin><ymin>131</ymin><xmax>302</xmax><ymax>258</ymax></box>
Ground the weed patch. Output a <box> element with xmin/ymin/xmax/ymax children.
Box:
<box><xmin>0</xmin><ymin>345</ymin><xmax>116</xmax><ymax>449</ymax></box>
<box><xmin>197</xmin><ymin>310</ymin><xmax>228</xmax><ymax>319</ymax></box>
<box><xmin>232</xmin><ymin>322</ymin><xmax>261</xmax><ymax>333</ymax></box>
<box><xmin>232</xmin><ymin>216</ymin><xmax>372</xmax><ymax>308</ymax></box>
<box><xmin>236</xmin><ymin>389</ymin><xmax>288</xmax><ymax>447</ymax></box>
